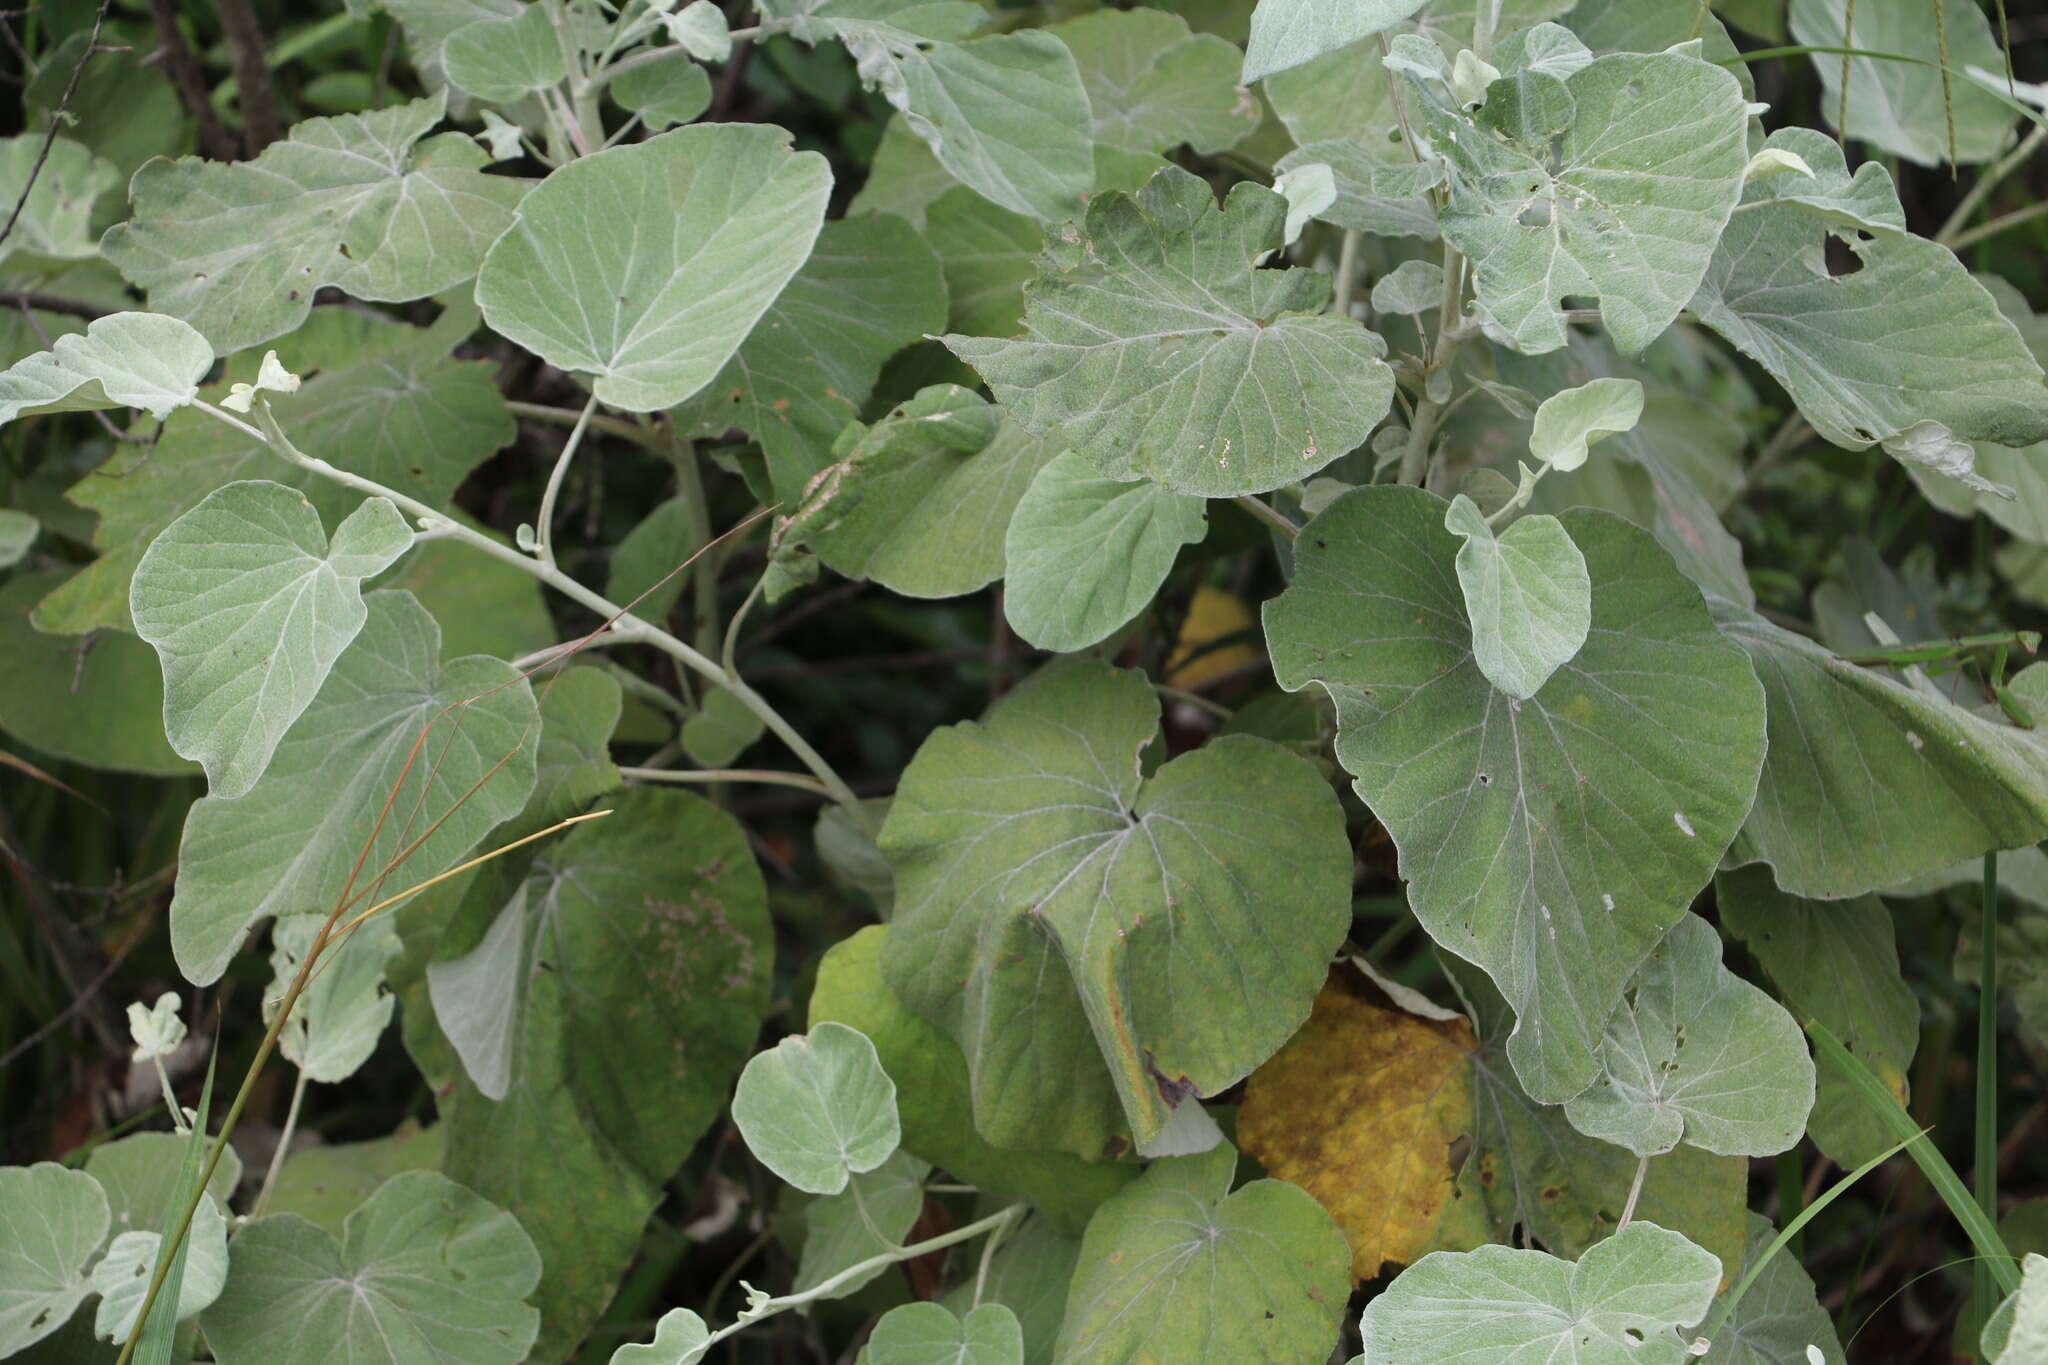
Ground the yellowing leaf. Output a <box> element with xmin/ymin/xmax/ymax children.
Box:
<box><xmin>1240</xmin><ymin>968</ymin><xmax>1487</xmax><ymax>1280</ymax></box>
<box><xmin>1165</xmin><ymin>585</ymin><xmax>1259</xmax><ymax>687</ymax></box>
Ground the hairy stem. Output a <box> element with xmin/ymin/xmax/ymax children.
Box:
<box><xmin>251</xmin><ymin>1067</ymin><xmax>309</xmax><ymax>1218</ymax></box>
<box><xmin>618</xmin><ymin>765</ymin><xmax>835</xmax><ymax>797</ymax></box>
<box><xmin>536</xmin><ymin>395</ymin><xmax>598</xmax><ymax>569</ymax></box>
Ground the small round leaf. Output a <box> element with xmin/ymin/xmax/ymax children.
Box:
<box><xmin>731</xmin><ymin>1021</ymin><xmax>900</xmax><ymax>1194</ymax></box>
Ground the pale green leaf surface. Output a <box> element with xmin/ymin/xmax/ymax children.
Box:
<box><xmin>269</xmin><ymin>913</ymin><xmax>403</xmax><ymax>1083</ymax></box>
<box><xmin>1407</xmin><ymin>48</ymin><xmax>1750</xmax><ymax>355</ymax></box>
<box><xmin>200</xmin><ymin>1172</ymin><xmax>540</xmax><ymax>1365</ymax></box>
<box><xmin>1053</xmin><ymin>10</ymin><xmax>1258</xmax><ymax>155</ymax></box>
<box><xmin>1690</xmin><ymin>172</ymin><xmax>2048</xmax><ymax>458</ymax></box>
<box><xmin>90</xmin><ymin>1195</ymin><xmax>228</xmax><ymax>1342</ymax></box>
<box><xmin>168</xmin><ymin>590</ymin><xmax>538</xmax><ymax>984</ymax></box>
<box><xmin>377</xmin><ymin>531</ymin><xmax>555</xmax><ymax>662</ymax></box>
<box><xmin>419</xmin><ymin>787</ymin><xmax>762</xmax><ymax>1359</ymax></box>
<box><xmin>945</xmin><ymin>169</ymin><xmax>1394</xmax><ymax>498</ymax></box>
<box><xmin>611</xmin><ymin>1309</ymin><xmax>710</xmax><ymax>1365</ymax></box>
<box><xmin>476</xmin><ymin>124</ymin><xmax>830</xmax><ymax>411</ymax></box>
<box><xmin>1735</xmin><ymin>129</ymin><xmax>1906</xmax><ymax>234</ymax></box>
<box><xmin>0</xmin><ymin>313</ymin><xmax>213</xmax><ymax>426</ymax></box>
<box><xmin>0</xmin><ymin>1164</ymin><xmax>108</xmax><ymax>1356</ymax></box>
<box><xmin>1530</xmin><ymin>378</ymin><xmax>1644</xmax><ymax>472</ymax></box>
<box><xmin>1372</xmin><ymin>260</ymin><xmax>1444</xmax><ymax>315</ymax></box>
<box><xmin>882</xmin><ymin>659</ymin><xmax>1352</xmax><ymax>1153</ymax></box>
<box><xmin>1280</xmin><ymin>140</ymin><xmax>1443</xmax><ymax>239</ymax></box>
<box><xmin>869</xmin><ymin>1303</ymin><xmax>1024</xmax><ymax>1365</ymax></box>
<box><xmin>809</xmin><ymin>926</ymin><xmax>1137</xmax><ymax>1233</ymax></box>
<box><xmin>1242</xmin><ymin>0</ymin><xmax>1428</xmax><ymax>82</ymax></box>
<box><xmin>794</xmin><ymin>1151</ymin><xmax>931</xmax><ymax>1297</ymax></box>
<box><xmin>939</xmin><ymin>1218</ymin><xmax>1080</xmax><ymax>1365</ymax></box>
<box><xmin>733</xmin><ymin>1021</ymin><xmax>901</xmax><ymax>1194</ymax></box>
<box><xmin>381</xmin><ymin>0</ymin><xmax>522</xmax><ymax>92</ymax></box>
<box><xmin>82</xmin><ymin>1134</ymin><xmax>241</xmax><ymax>1243</ymax></box>
<box><xmin>0</xmin><ymin>572</ymin><xmax>192</xmax><ymax>775</ymax></box>
<box><xmin>925</xmin><ymin>187</ymin><xmax>1042</xmax><ymax>339</ymax></box>
<box><xmin>131</xmin><ymin>482</ymin><xmax>413</xmax><ymax>799</ymax></box>
<box><xmin>1564</xmin><ymin>916</ymin><xmax>1813</xmax><ymax>1158</ymax></box>
<box><xmin>1445</xmin><ymin>495</ymin><xmax>1591</xmax><ymax>701</ymax></box>
<box><xmin>1790</xmin><ymin>0</ymin><xmax>2014</xmax><ymax>167</ymax></box>
<box><xmin>1714</xmin><ymin>605</ymin><xmax>2048</xmax><ymax>898</ymax></box>
<box><xmin>849</xmin><ymin>116</ymin><xmax>961</xmax><ymax>230</ymax></box>
<box><xmin>611</xmin><ymin>53</ymin><xmax>713</xmax><ymax>129</ymax></box>
<box><xmin>805</xmin><ymin>386</ymin><xmax>1058</xmax><ymax>598</ymax></box>
<box><xmin>682</xmin><ymin>687</ymin><xmax>765</xmax><ymax>769</ymax></box>
<box><xmin>0</xmin><ymin>135</ymin><xmax>117</xmax><ymax>266</ymax></box>
<box><xmin>265</xmin><ymin>1123</ymin><xmax>444</xmax><ymax>1238</ymax></box>
<box><xmin>1993</xmin><ymin>1252</ymin><xmax>2048</xmax><ymax>1364</ymax></box>
<box><xmin>38</xmin><ymin>317</ymin><xmax>515</xmax><ymax>636</ymax></box>
<box><xmin>443</xmin><ymin>6</ymin><xmax>566</xmax><ymax>102</ymax></box>
<box><xmin>1358</xmin><ymin>1221</ymin><xmax>1722</xmax><ymax>1365</ymax></box>
<box><xmin>1265</xmin><ymin>488</ymin><xmax>1767</xmax><ymax>1103</ymax></box>
<box><xmin>1702</xmin><ymin>1214</ymin><xmax>1846</xmax><ymax>1365</ymax></box>
<box><xmin>1717</xmin><ymin>866</ymin><xmax>1918</xmax><ymax>1168</ymax></box>
<box><xmin>1052</xmin><ymin>1143</ymin><xmax>1349</xmax><ymax>1364</ymax></box>
<box><xmin>671</xmin><ymin>214</ymin><xmax>945</xmax><ymax>502</ymax></box>
<box><xmin>605</xmin><ymin>496</ymin><xmax>694</xmax><ymax>626</ymax></box>
<box><xmin>102</xmin><ymin>95</ymin><xmax>526</xmax><ymax>353</ymax></box>
<box><xmin>1003</xmin><ymin>452</ymin><xmax>1207</xmax><ymax>652</ymax></box>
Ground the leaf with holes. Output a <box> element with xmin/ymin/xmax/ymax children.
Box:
<box><xmin>0</xmin><ymin>1164</ymin><xmax>108</xmax><ymax>1355</ymax></box>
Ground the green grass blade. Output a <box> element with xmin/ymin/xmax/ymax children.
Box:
<box><xmin>1975</xmin><ymin>852</ymin><xmax>2002</xmax><ymax>1350</ymax></box>
<box><xmin>133</xmin><ymin>1051</ymin><xmax>216</xmax><ymax>1365</ymax></box>
<box><xmin>1808</xmin><ymin>1018</ymin><xmax>2018</xmax><ymax>1296</ymax></box>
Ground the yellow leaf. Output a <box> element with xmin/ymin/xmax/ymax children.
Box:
<box><xmin>1165</xmin><ymin>585</ymin><xmax>1260</xmax><ymax>687</ymax></box>
<box><xmin>1239</xmin><ymin>967</ymin><xmax>1488</xmax><ymax>1281</ymax></box>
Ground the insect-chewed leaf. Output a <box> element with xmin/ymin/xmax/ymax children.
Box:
<box><xmin>476</xmin><ymin>124</ymin><xmax>830</xmax><ymax>412</ymax></box>
<box><xmin>132</xmin><ymin>480</ymin><xmax>413</xmax><ymax>799</ymax></box>
<box><xmin>102</xmin><ymin>94</ymin><xmax>525</xmax><ymax>353</ymax></box>
<box><xmin>1054</xmin><ymin>1142</ymin><xmax>1350</xmax><ymax>1363</ymax></box>
<box><xmin>269</xmin><ymin>913</ymin><xmax>403</xmax><ymax>1084</ymax></box>
<box><xmin>1265</xmin><ymin>486</ymin><xmax>1766</xmax><ymax>1104</ymax></box>
<box><xmin>1563</xmin><ymin>916</ymin><xmax>1814</xmax><ymax>1159</ymax></box>
<box><xmin>880</xmin><ymin>657</ymin><xmax>1353</xmax><ymax>1155</ymax></box>
<box><xmin>0</xmin><ymin>1164</ymin><xmax>108</xmax><ymax>1355</ymax></box>
<box><xmin>943</xmin><ymin>167</ymin><xmax>1394</xmax><ymax>498</ymax></box>
<box><xmin>199</xmin><ymin>1171</ymin><xmax>540</xmax><ymax>1365</ymax></box>
<box><xmin>1359</xmin><ymin>1221</ymin><xmax>1721</xmax><ymax>1365</ymax></box>
<box><xmin>732</xmin><ymin>1021</ymin><xmax>901</xmax><ymax>1195</ymax></box>
<box><xmin>869</xmin><ymin>1302</ymin><xmax>1024</xmax><ymax>1365</ymax></box>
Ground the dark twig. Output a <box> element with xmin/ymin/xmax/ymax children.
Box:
<box><xmin>0</xmin><ymin>290</ymin><xmax>111</xmax><ymax>320</ymax></box>
<box><xmin>0</xmin><ymin>0</ymin><xmax>110</xmax><ymax>251</ymax></box>
<box><xmin>0</xmin><ymin>898</ymin><xmax>159</xmax><ymax>1071</ymax></box>
<box><xmin>216</xmin><ymin>0</ymin><xmax>281</xmax><ymax>154</ymax></box>
<box><xmin>148</xmin><ymin>0</ymin><xmax>237</xmax><ymax>160</ymax></box>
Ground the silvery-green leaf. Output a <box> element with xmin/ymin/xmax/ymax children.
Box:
<box><xmin>263</xmin><ymin>1124</ymin><xmax>443</xmax><ymax>1239</ymax></box>
<box><xmin>1494</xmin><ymin>20</ymin><xmax>1592</xmax><ymax>78</ymax></box>
<box><xmin>1703</xmin><ymin>1214</ymin><xmax>1846</xmax><ymax>1365</ymax></box>
<box><xmin>939</xmin><ymin>1218</ymin><xmax>1079</xmax><ymax>1365</ymax></box>
<box><xmin>1272</xmin><ymin>160</ymin><xmax>1337</xmax><ymax>243</ymax></box>
<box><xmin>476</xmin><ymin>124</ymin><xmax>830</xmax><ymax>412</ymax></box>
<box><xmin>794</xmin><ymin>1150</ymin><xmax>930</xmax><ymax>1296</ymax></box>
<box><xmin>1403</xmin><ymin>48</ymin><xmax>1749</xmax><ymax>355</ymax></box>
<box><xmin>681</xmin><ymin>687</ymin><xmax>764</xmax><ymax>769</ymax></box>
<box><xmin>1529</xmin><ymin>377</ymin><xmax>1643</xmax><ymax>471</ymax></box>
<box><xmin>848</xmin><ymin>116</ymin><xmax>961</xmax><ymax>229</ymax></box>
<box><xmin>881</xmin><ymin>659</ymin><xmax>1352</xmax><ymax>1152</ymax></box>
<box><xmin>126</xmin><ymin>992</ymin><xmax>186</xmax><ymax>1063</ymax></box>
<box><xmin>169</xmin><ymin>591</ymin><xmax>538</xmax><ymax>984</ymax></box>
<box><xmin>1990</xmin><ymin>1252</ymin><xmax>2048</xmax><ymax>1364</ymax></box>
<box><xmin>732</xmin><ymin>1022</ymin><xmax>900</xmax><ymax>1195</ymax></box>
<box><xmin>672</xmin><ymin>214</ymin><xmax>944</xmax><ymax>501</ymax></box>
<box><xmin>611</xmin><ymin>1308</ymin><xmax>710</xmax><ymax>1365</ymax></box>
<box><xmin>0</xmin><ymin>313</ymin><xmax>214</xmax><ymax>426</ymax></box>
<box><xmin>1003</xmin><ymin>452</ymin><xmax>1207</xmax><ymax>653</ymax></box>
<box><xmin>1884</xmin><ymin>421</ymin><xmax>2014</xmax><ymax>498</ymax></box>
<box><xmin>1690</xmin><ymin>165</ymin><xmax>2048</xmax><ymax>458</ymax></box>
<box><xmin>870</xmin><ymin>1303</ymin><xmax>1023</xmax><ymax>1365</ymax></box>
<box><xmin>443</xmin><ymin>5</ymin><xmax>566</xmax><ymax>102</ymax></box>
<box><xmin>665</xmin><ymin>1</ymin><xmax>731</xmax><ymax>60</ymax></box>
<box><xmin>611</xmin><ymin>52</ymin><xmax>712</xmax><ymax>129</ymax></box>
<box><xmin>1053</xmin><ymin>1142</ymin><xmax>1349</xmax><ymax>1363</ymax></box>
<box><xmin>1564</xmin><ymin>916</ymin><xmax>1813</xmax><ymax>1158</ymax></box>
<box><xmin>1053</xmin><ymin>9</ymin><xmax>1259</xmax><ymax>156</ymax></box>
<box><xmin>0</xmin><ymin>509</ymin><xmax>34</xmax><ymax>569</ymax></box>
<box><xmin>1242</xmin><ymin>0</ymin><xmax>1429</xmax><ymax>82</ymax></box>
<box><xmin>200</xmin><ymin>1171</ymin><xmax>540</xmax><ymax>1365</ymax></box>
<box><xmin>1714</xmin><ymin>605</ymin><xmax>2048</xmax><ymax>898</ymax></box>
<box><xmin>131</xmin><ymin>481</ymin><xmax>413</xmax><ymax>799</ymax></box>
<box><xmin>1791</xmin><ymin>0</ymin><xmax>2014</xmax><ymax>166</ymax></box>
<box><xmin>1445</xmin><ymin>494</ymin><xmax>1591</xmax><ymax>701</ymax></box>
<box><xmin>269</xmin><ymin>913</ymin><xmax>403</xmax><ymax>1084</ymax></box>
<box><xmin>1372</xmin><ymin>260</ymin><xmax>1444</xmax><ymax>315</ymax></box>
<box><xmin>791</xmin><ymin>385</ymin><xmax>1052</xmax><ymax>597</ymax></box>
<box><xmin>381</xmin><ymin>0</ymin><xmax>522</xmax><ymax>91</ymax></box>
<box><xmin>0</xmin><ymin>1164</ymin><xmax>107</xmax><ymax>1355</ymax></box>
<box><xmin>39</xmin><ymin>317</ymin><xmax>515</xmax><ymax>637</ymax></box>
<box><xmin>1717</xmin><ymin>866</ymin><xmax>1918</xmax><ymax>1168</ymax></box>
<box><xmin>944</xmin><ymin>168</ymin><xmax>1394</xmax><ymax>498</ymax></box>
<box><xmin>1736</xmin><ymin>129</ymin><xmax>1905</xmax><ymax>234</ymax></box>
<box><xmin>0</xmin><ymin>134</ymin><xmax>117</xmax><ymax>266</ymax></box>
<box><xmin>90</xmin><ymin>1194</ymin><xmax>229</xmax><ymax>1342</ymax></box>
<box><xmin>1265</xmin><ymin>488</ymin><xmax>1767</xmax><ymax>1102</ymax></box>
<box><xmin>1359</xmin><ymin>1221</ymin><xmax>1722</xmax><ymax>1365</ymax></box>
<box><xmin>102</xmin><ymin>94</ymin><xmax>526</xmax><ymax>354</ymax></box>
<box><xmin>1279</xmin><ymin>140</ymin><xmax>1443</xmax><ymax>239</ymax></box>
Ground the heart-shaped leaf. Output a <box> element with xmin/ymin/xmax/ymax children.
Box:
<box><xmin>1529</xmin><ymin>377</ymin><xmax>1644</xmax><ymax>471</ymax></box>
<box><xmin>732</xmin><ymin>1021</ymin><xmax>900</xmax><ymax>1194</ymax></box>
<box><xmin>869</xmin><ymin>1302</ymin><xmax>1023</xmax><ymax>1365</ymax></box>
<box><xmin>1444</xmin><ymin>494</ymin><xmax>1591</xmax><ymax>700</ymax></box>
<box><xmin>476</xmin><ymin>124</ymin><xmax>831</xmax><ymax>412</ymax></box>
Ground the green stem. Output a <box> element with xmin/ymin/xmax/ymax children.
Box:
<box><xmin>1154</xmin><ymin>684</ymin><xmax>1233</xmax><ymax>721</ymax></box>
<box><xmin>668</xmin><ymin>425</ymin><xmax>721</xmax><ymax>659</ymax></box>
<box><xmin>1399</xmin><ymin>247</ymin><xmax>1468</xmax><ymax>487</ymax></box>
<box><xmin>1948</xmin><ymin>199</ymin><xmax>2048</xmax><ymax>253</ymax></box>
<box><xmin>618</xmin><ymin>765</ymin><xmax>834</xmax><ymax>798</ymax></box>
<box><xmin>251</xmin><ymin>1067</ymin><xmax>309</xmax><ymax>1219</ymax></box>
<box><xmin>1776</xmin><ymin>1149</ymin><xmax>1805</xmax><ymax>1257</ymax></box>
<box><xmin>1976</xmin><ymin>851</ymin><xmax>2002</xmax><ymax>1347</ymax></box>
<box><xmin>1232</xmin><ymin>494</ymin><xmax>1299</xmax><ymax>540</ymax></box>
<box><xmin>536</xmin><ymin>395</ymin><xmax>598</xmax><ymax>570</ymax></box>
<box><xmin>506</xmin><ymin>400</ymin><xmax>661</xmax><ymax>447</ymax></box>
<box><xmin>1332</xmin><ymin>229</ymin><xmax>1362</xmax><ymax>317</ymax></box>
<box><xmin>1937</xmin><ymin>122</ymin><xmax>2047</xmax><ymax>245</ymax></box>
<box><xmin>203</xmin><ymin>399</ymin><xmax>865</xmax><ymax>815</ymax></box>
